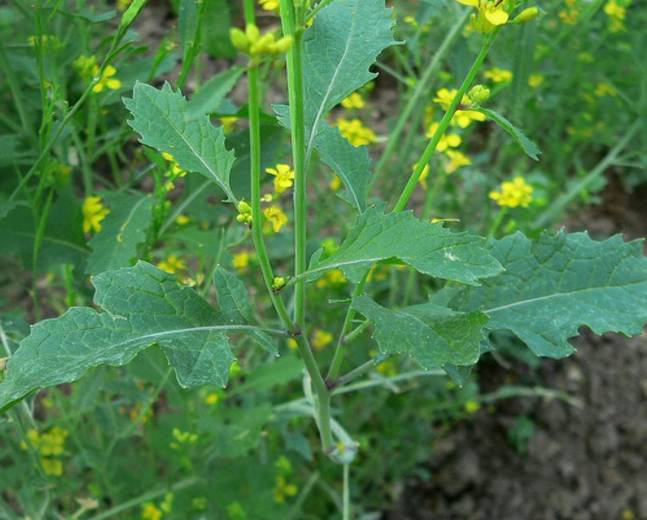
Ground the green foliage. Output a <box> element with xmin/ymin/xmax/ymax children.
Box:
<box><xmin>478</xmin><ymin>107</ymin><xmax>541</xmax><ymax>161</ymax></box>
<box><xmin>309</xmin><ymin>208</ymin><xmax>503</xmax><ymax>284</ymax></box>
<box><xmin>124</xmin><ymin>82</ymin><xmax>237</xmax><ymax>202</ymax></box>
<box><xmin>448</xmin><ymin>231</ymin><xmax>647</xmax><ymax>357</ymax></box>
<box><xmin>86</xmin><ymin>193</ymin><xmax>154</xmax><ymax>275</ymax></box>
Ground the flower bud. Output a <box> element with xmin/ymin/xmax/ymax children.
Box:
<box><xmin>467</xmin><ymin>84</ymin><xmax>491</xmax><ymax>104</ymax></box>
<box><xmin>273</xmin><ymin>35</ymin><xmax>293</xmax><ymax>53</ymax></box>
<box><xmin>512</xmin><ymin>6</ymin><xmax>539</xmax><ymax>24</ymax></box>
<box><xmin>229</xmin><ymin>28</ymin><xmax>249</xmax><ymax>52</ymax></box>
<box><xmin>272</xmin><ymin>276</ymin><xmax>286</xmax><ymax>291</ymax></box>
<box><xmin>245</xmin><ymin>23</ymin><xmax>260</xmax><ymax>43</ymax></box>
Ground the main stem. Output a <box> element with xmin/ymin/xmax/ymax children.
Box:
<box><xmin>245</xmin><ymin>0</ymin><xmax>333</xmax><ymax>454</ymax></box>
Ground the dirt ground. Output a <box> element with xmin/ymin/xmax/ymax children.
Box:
<box><xmin>388</xmin><ymin>181</ymin><xmax>647</xmax><ymax>520</ymax></box>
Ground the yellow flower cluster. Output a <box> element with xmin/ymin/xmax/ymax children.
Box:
<box><xmin>93</xmin><ymin>65</ymin><xmax>121</xmax><ymax>93</ymax></box>
<box><xmin>141</xmin><ymin>493</ymin><xmax>173</xmax><ymax>520</ymax></box>
<box><xmin>341</xmin><ymin>92</ymin><xmax>366</xmax><ymax>109</ymax></box>
<box><xmin>315</xmin><ymin>269</ymin><xmax>347</xmax><ymax>288</ymax></box>
<box><xmin>230</xmin><ymin>24</ymin><xmax>292</xmax><ymax>58</ymax></box>
<box><xmin>311</xmin><ymin>329</ymin><xmax>333</xmax><ymax>351</ymax></box>
<box><xmin>528</xmin><ymin>74</ymin><xmax>544</xmax><ymax>88</ymax></box>
<box><xmin>161</xmin><ymin>152</ymin><xmax>187</xmax><ymax>192</ymax></box>
<box><xmin>484</xmin><ymin>67</ymin><xmax>513</xmax><ymax>84</ymax></box>
<box><xmin>336</xmin><ymin>118</ymin><xmax>377</xmax><ymax>147</ymax></box>
<box><xmin>156</xmin><ymin>254</ymin><xmax>186</xmax><ymax>274</ymax></box>
<box><xmin>273</xmin><ymin>457</ymin><xmax>298</xmax><ymax>503</ymax></box>
<box><xmin>259</xmin><ymin>0</ymin><xmax>279</xmax><ymax>11</ymax></box>
<box><xmin>489</xmin><ymin>176</ymin><xmax>533</xmax><ymax>208</ymax></box>
<box><xmin>265</xmin><ymin>163</ymin><xmax>295</xmax><ymax>194</ymax></box>
<box><xmin>433</xmin><ymin>88</ymin><xmax>486</xmax><ymax>128</ymax></box>
<box><xmin>232</xmin><ymin>250</ymin><xmax>252</xmax><ymax>272</ymax></box>
<box><xmin>604</xmin><ymin>0</ymin><xmax>628</xmax><ymax>32</ymax></box>
<box><xmin>22</xmin><ymin>427</ymin><xmax>69</xmax><ymax>476</ymax></box>
<box><xmin>426</xmin><ymin>123</ymin><xmax>461</xmax><ymax>152</ymax></box>
<box><xmin>458</xmin><ymin>0</ymin><xmax>538</xmax><ymax>32</ymax></box>
<box><xmin>82</xmin><ymin>195</ymin><xmax>110</xmax><ymax>234</ymax></box>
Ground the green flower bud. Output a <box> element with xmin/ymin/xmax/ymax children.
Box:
<box><xmin>272</xmin><ymin>35</ymin><xmax>293</xmax><ymax>54</ymax></box>
<box><xmin>468</xmin><ymin>84</ymin><xmax>491</xmax><ymax>104</ymax></box>
<box><xmin>229</xmin><ymin>28</ymin><xmax>249</xmax><ymax>52</ymax></box>
<box><xmin>272</xmin><ymin>276</ymin><xmax>286</xmax><ymax>291</ymax></box>
<box><xmin>245</xmin><ymin>23</ymin><xmax>260</xmax><ymax>43</ymax></box>
<box><xmin>512</xmin><ymin>6</ymin><xmax>539</xmax><ymax>24</ymax></box>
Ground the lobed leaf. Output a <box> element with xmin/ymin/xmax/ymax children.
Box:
<box><xmin>352</xmin><ymin>295</ymin><xmax>488</xmax><ymax>369</ymax></box>
<box><xmin>0</xmin><ymin>262</ymin><xmax>278</xmax><ymax>411</ymax></box>
<box><xmin>123</xmin><ymin>82</ymin><xmax>236</xmax><ymax>202</ymax></box>
<box><xmin>449</xmin><ymin>231</ymin><xmax>647</xmax><ymax>357</ymax></box>
<box><xmin>307</xmin><ymin>208</ymin><xmax>503</xmax><ymax>285</ymax></box>
<box><xmin>86</xmin><ymin>193</ymin><xmax>154</xmax><ymax>275</ymax></box>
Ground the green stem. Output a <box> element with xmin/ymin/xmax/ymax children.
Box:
<box><xmin>371</xmin><ymin>8</ymin><xmax>470</xmax><ymax>186</ymax></box>
<box><xmin>343</xmin><ymin>464</ymin><xmax>351</xmax><ymax>520</ymax></box>
<box><xmin>392</xmin><ymin>30</ymin><xmax>499</xmax><ymax>212</ymax></box>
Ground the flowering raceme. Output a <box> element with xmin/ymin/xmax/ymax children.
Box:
<box><xmin>457</xmin><ymin>0</ymin><xmax>511</xmax><ymax>32</ymax></box>
<box><xmin>82</xmin><ymin>195</ymin><xmax>110</xmax><ymax>234</ymax></box>
<box><xmin>489</xmin><ymin>176</ymin><xmax>534</xmax><ymax>208</ymax></box>
<box><xmin>336</xmin><ymin>118</ymin><xmax>377</xmax><ymax>147</ymax></box>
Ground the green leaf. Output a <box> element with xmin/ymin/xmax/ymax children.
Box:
<box><xmin>301</xmin><ymin>0</ymin><xmax>397</xmax><ymax>144</ymax></box>
<box><xmin>449</xmin><ymin>231</ymin><xmax>647</xmax><ymax>358</ymax></box>
<box><xmin>307</xmin><ymin>208</ymin><xmax>503</xmax><ymax>285</ymax></box>
<box><xmin>86</xmin><ymin>193</ymin><xmax>154</xmax><ymax>275</ymax></box>
<box><xmin>123</xmin><ymin>81</ymin><xmax>236</xmax><ymax>202</ymax></box>
<box><xmin>214</xmin><ymin>266</ymin><xmax>278</xmax><ymax>355</ymax></box>
<box><xmin>477</xmin><ymin>107</ymin><xmax>540</xmax><ymax>161</ymax></box>
<box><xmin>0</xmin><ymin>262</ymin><xmax>277</xmax><ymax>411</ymax></box>
<box><xmin>187</xmin><ymin>66</ymin><xmax>243</xmax><ymax>118</ymax></box>
<box><xmin>352</xmin><ymin>296</ymin><xmax>488</xmax><ymax>369</ymax></box>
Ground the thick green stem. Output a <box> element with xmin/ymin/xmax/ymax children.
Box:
<box><xmin>392</xmin><ymin>31</ymin><xmax>498</xmax><ymax>212</ymax></box>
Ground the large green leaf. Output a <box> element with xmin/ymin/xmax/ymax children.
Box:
<box><xmin>352</xmin><ymin>296</ymin><xmax>488</xmax><ymax>369</ymax></box>
<box><xmin>0</xmin><ymin>262</ymin><xmax>278</xmax><ymax>411</ymax></box>
<box><xmin>187</xmin><ymin>66</ymin><xmax>243</xmax><ymax>118</ymax></box>
<box><xmin>449</xmin><ymin>231</ymin><xmax>647</xmax><ymax>358</ymax></box>
<box><xmin>123</xmin><ymin>82</ymin><xmax>236</xmax><ymax>202</ymax></box>
<box><xmin>214</xmin><ymin>266</ymin><xmax>278</xmax><ymax>355</ymax></box>
<box><xmin>301</xmin><ymin>0</ymin><xmax>397</xmax><ymax>144</ymax></box>
<box><xmin>86</xmin><ymin>193</ymin><xmax>154</xmax><ymax>275</ymax></box>
<box><xmin>307</xmin><ymin>208</ymin><xmax>503</xmax><ymax>285</ymax></box>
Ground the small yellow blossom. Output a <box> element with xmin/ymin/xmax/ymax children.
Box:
<box><xmin>341</xmin><ymin>92</ymin><xmax>365</xmax><ymax>109</ymax></box>
<box><xmin>175</xmin><ymin>214</ymin><xmax>190</xmax><ymax>225</ymax></box>
<box><xmin>259</xmin><ymin>0</ymin><xmax>279</xmax><ymax>11</ymax></box>
<box><xmin>594</xmin><ymin>82</ymin><xmax>618</xmax><ymax>97</ymax></box>
<box><xmin>287</xmin><ymin>338</ymin><xmax>298</xmax><ymax>350</ymax></box>
<box><xmin>232</xmin><ymin>250</ymin><xmax>251</xmax><ymax>272</ymax></box>
<box><xmin>273</xmin><ymin>475</ymin><xmax>298</xmax><ymax>503</ymax></box>
<box><xmin>141</xmin><ymin>502</ymin><xmax>162</xmax><ymax>520</ymax></box>
<box><xmin>82</xmin><ymin>195</ymin><xmax>110</xmax><ymax>234</ymax></box>
<box><xmin>432</xmin><ymin>88</ymin><xmax>485</xmax><ymax>128</ymax></box>
<box><xmin>413</xmin><ymin>162</ymin><xmax>431</xmax><ymax>190</ymax></box>
<box><xmin>330</xmin><ymin>175</ymin><xmax>342</xmax><ymax>191</ymax></box>
<box><xmin>263</xmin><ymin>205</ymin><xmax>288</xmax><ymax>233</ymax></box>
<box><xmin>559</xmin><ymin>0</ymin><xmax>580</xmax><ymax>24</ymax></box>
<box><xmin>464</xmin><ymin>399</ymin><xmax>481</xmax><ymax>413</ymax></box>
<box><xmin>484</xmin><ymin>67</ymin><xmax>513</xmax><ymax>84</ymax></box>
<box><xmin>205</xmin><ymin>393</ymin><xmax>220</xmax><ymax>405</ymax></box>
<box><xmin>315</xmin><ymin>269</ymin><xmax>347</xmax><ymax>288</ymax></box>
<box><xmin>445</xmin><ymin>150</ymin><xmax>471</xmax><ymax>174</ymax></box>
<box><xmin>311</xmin><ymin>329</ymin><xmax>333</xmax><ymax>351</ymax></box>
<box><xmin>23</xmin><ymin>427</ymin><xmax>68</xmax><ymax>476</ymax></box>
<box><xmin>336</xmin><ymin>118</ymin><xmax>377</xmax><ymax>147</ymax></box>
<box><xmin>265</xmin><ymin>163</ymin><xmax>295</xmax><ymax>194</ymax></box>
<box><xmin>156</xmin><ymin>255</ymin><xmax>186</xmax><ymax>274</ymax></box>
<box><xmin>489</xmin><ymin>176</ymin><xmax>533</xmax><ymax>208</ymax></box>
<box><xmin>433</xmin><ymin>88</ymin><xmax>469</xmax><ymax>110</ymax></box>
<box><xmin>528</xmin><ymin>74</ymin><xmax>544</xmax><ymax>88</ymax></box>
<box><xmin>92</xmin><ymin>65</ymin><xmax>121</xmax><ymax>93</ymax></box>
<box><xmin>376</xmin><ymin>359</ymin><xmax>397</xmax><ymax>377</ymax></box>
<box><xmin>604</xmin><ymin>0</ymin><xmax>627</xmax><ymax>32</ymax></box>
<box><xmin>425</xmin><ymin>123</ymin><xmax>462</xmax><ymax>152</ymax></box>
<box><xmin>457</xmin><ymin>0</ymin><xmax>511</xmax><ymax>33</ymax></box>
<box><xmin>220</xmin><ymin>116</ymin><xmax>239</xmax><ymax>134</ymax></box>
<box><xmin>322</xmin><ymin>238</ymin><xmax>339</xmax><ymax>256</ymax></box>
<box><xmin>41</xmin><ymin>457</ymin><xmax>63</xmax><ymax>476</ymax></box>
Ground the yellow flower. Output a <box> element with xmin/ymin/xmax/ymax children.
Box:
<box><xmin>92</xmin><ymin>65</ymin><xmax>121</xmax><ymax>93</ymax></box>
<box><xmin>232</xmin><ymin>250</ymin><xmax>251</xmax><ymax>272</ymax></box>
<box><xmin>263</xmin><ymin>205</ymin><xmax>288</xmax><ymax>233</ymax></box>
<box><xmin>265</xmin><ymin>163</ymin><xmax>295</xmax><ymax>194</ymax></box>
<box><xmin>376</xmin><ymin>359</ymin><xmax>397</xmax><ymax>377</ymax></box>
<box><xmin>315</xmin><ymin>269</ymin><xmax>347</xmax><ymax>288</ymax></box>
<box><xmin>287</xmin><ymin>338</ymin><xmax>298</xmax><ymax>350</ymax></box>
<box><xmin>559</xmin><ymin>0</ymin><xmax>580</xmax><ymax>24</ymax></box>
<box><xmin>457</xmin><ymin>0</ymin><xmax>510</xmax><ymax>32</ymax></box>
<box><xmin>484</xmin><ymin>67</ymin><xmax>513</xmax><ymax>84</ymax></box>
<box><xmin>82</xmin><ymin>195</ymin><xmax>110</xmax><ymax>234</ymax></box>
<box><xmin>335</xmin><ymin>118</ymin><xmax>377</xmax><ymax>147</ymax></box>
<box><xmin>594</xmin><ymin>82</ymin><xmax>618</xmax><ymax>97</ymax></box>
<box><xmin>175</xmin><ymin>214</ymin><xmax>190</xmax><ymax>225</ymax></box>
<box><xmin>141</xmin><ymin>502</ymin><xmax>162</xmax><ymax>520</ymax></box>
<box><xmin>425</xmin><ymin>123</ymin><xmax>461</xmax><ymax>152</ymax></box>
<box><xmin>604</xmin><ymin>0</ymin><xmax>627</xmax><ymax>32</ymax></box>
<box><xmin>311</xmin><ymin>329</ymin><xmax>333</xmax><ymax>351</ymax></box>
<box><xmin>156</xmin><ymin>255</ymin><xmax>186</xmax><ymax>274</ymax></box>
<box><xmin>445</xmin><ymin>150</ymin><xmax>471</xmax><ymax>174</ymax></box>
<box><xmin>41</xmin><ymin>457</ymin><xmax>64</xmax><ymax>476</ymax></box>
<box><xmin>259</xmin><ymin>0</ymin><xmax>279</xmax><ymax>11</ymax></box>
<box><xmin>528</xmin><ymin>74</ymin><xmax>544</xmax><ymax>88</ymax></box>
<box><xmin>433</xmin><ymin>88</ymin><xmax>467</xmax><ymax>110</ymax></box>
<box><xmin>464</xmin><ymin>399</ymin><xmax>481</xmax><ymax>413</ymax></box>
<box><xmin>489</xmin><ymin>176</ymin><xmax>533</xmax><ymax>208</ymax></box>
<box><xmin>341</xmin><ymin>92</ymin><xmax>365</xmax><ymax>109</ymax></box>
<box><xmin>220</xmin><ymin>116</ymin><xmax>239</xmax><ymax>134</ymax></box>
<box><xmin>432</xmin><ymin>88</ymin><xmax>485</xmax><ymax>128</ymax></box>
<box><xmin>330</xmin><ymin>175</ymin><xmax>342</xmax><ymax>191</ymax></box>
<box><xmin>273</xmin><ymin>475</ymin><xmax>298</xmax><ymax>503</ymax></box>
<box><xmin>205</xmin><ymin>393</ymin><xmax>220</xmax><ymax>405</ymax></box>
